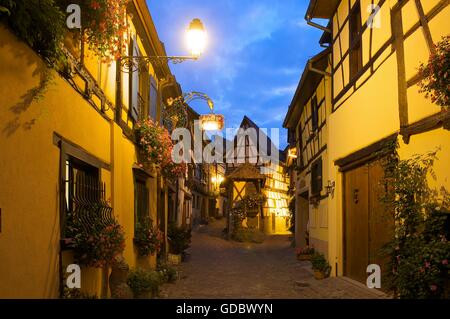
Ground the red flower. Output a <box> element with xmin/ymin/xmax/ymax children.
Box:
<box><xmin>91</xmin><ymin>1</ymin><xmax>101</xmax><ymax>10</ymax></box>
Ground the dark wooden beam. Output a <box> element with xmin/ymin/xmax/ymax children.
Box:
<box><xmin>414</xmin><ymin>0</ymin><xmax>436</xmax><ymax>54</ymax></box>
<box><xmin>401</xmin><ymin>109</ymin><xmax>450</xmax><ymax>141</ymax></box>
<box><xmin>391</xmin><ymin>6</ymin><xmax>409</xmax><ymax>136</ymax></box>
<box><xmin>335</xmin><ymin>133</ymin><xmax>398</xmax><ymax>171</ymax></box>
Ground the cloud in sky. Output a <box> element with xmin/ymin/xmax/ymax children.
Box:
<box><xmin>147</xmin><ymin>0</ymin><xmax>324</xmax><ymax>149</ymax></box>
<box><xmin>264</xmin><ymin>84</ymin><xmax>298</xmax><ymax>98</ymax></box>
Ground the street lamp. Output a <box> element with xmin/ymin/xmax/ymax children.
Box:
<box><xmin>186</xmin><ymin>18</ymin><xmax>207</xmax><ymax>58</ymax></box>
<box><xmin>120</xmin><ymin>18</ymin><xmax>207</xmax><ymax>72</ymax></box>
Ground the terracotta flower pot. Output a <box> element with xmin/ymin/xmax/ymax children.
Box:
<box><xmin>314</xmin><ymin>270</ymin><xmax>326</xmax><ymax>280</ymax></box>
<box><xmin>297</xmin><ymin>254</ymin><xmax>312</xmax><ymax>261</ymax></box>
<box><xmin>168</xmin><ymin>253</ymin><xmax>182</xmax><ymax>265</ymax></box>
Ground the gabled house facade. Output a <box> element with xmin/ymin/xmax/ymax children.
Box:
<box><xmin>226</xmin><ymin>116</ymin><xmax>291</xmax><ymax>234</ymax></box>
<box><xmin>285</xmin><ymin>0</ymin><xmax>450</xmax><ymax>284</ymax></box>
<box><xmin>284</xmin><ymin>48</ymin><xmax>332</xmax><ymax>257</ymax></box>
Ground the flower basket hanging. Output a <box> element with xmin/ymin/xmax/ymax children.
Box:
<box><xmin>79</xmin><ymin>0</ymin><xmax>130</xmax><ymax>63</ymax></box>
<box><xmin>246</xmin><ymin>208</ymin><xmax>259</xmax><ymax>218</ymax></box>
<box><xmin>135</xmin><ymin>119</ymin><xmax>186</xmax><ymax>180</ymax></box>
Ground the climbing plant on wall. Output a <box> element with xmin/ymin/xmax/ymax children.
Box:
<box><xmin>418</xmin><ymin>36</ymin><xmax>450</xmax><ymax>107</ymax></box>
<box><xmin>381</xmin><ymin>143</ymin><xmax>450</xmax><ymax>299</ymax></box>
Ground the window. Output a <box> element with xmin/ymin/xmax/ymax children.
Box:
<box><xmin>63</xmin><ymin>156</ymin><xmax>114</xmax><ymax>238</ymax></box>
<box><xmin>134</xmin><ymin>176</ymin><xmax>149</xmax><ymax>228</ymax></box>
<box><xmin>349</xmin><ymin>1</ymin><xmax>363</xmax><ymax>80</ymax></box>
<box><xmin>195</xmin><ymin>165</ymin><xmax>203</xmax><ymax>180</ymax></box>
<box><xmin>65</xmin><ymin>157</ymin><xmax>99</xmax><ymax>216</ymax></box>
<box><xmin>311</xmin><ymin>96</ymin><xmax>318</xmax><ymax>132</ymax></box>
<box><xmin>288</xmin><ymin>128</ymin><xmax>295</xmax><ymax>144</ymax></box>
<box><xmin>311</xmin><ymin>157</ymin><xmax>323</xmax><ymax>196</ymax></box>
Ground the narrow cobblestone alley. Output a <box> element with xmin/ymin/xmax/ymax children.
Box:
<box><xmin>161</xmin><ymin>220</ymin><xmax>387</xmax><ymax>299</ymax></box>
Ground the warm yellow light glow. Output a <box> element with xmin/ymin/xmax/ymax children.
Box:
<box><xmin>212</xmin><ymin>175</ymin><xmax>224</xmax><ymax>184</ymax></box>
<box><xmin>199</xmin><ymin>114</ymin><xmax>224</xmax><ymax>131</ymax></box>
<box><xmin>202</xmin><ymin>121</ymin><xmax>219</xmax><ymax>131</ymax></box>
<box><xmin>288</xmin><ymin>148</ymin><xmax>297</xmax><ymax>159</ymax></box>
<box><xmin>186</xmin><ymin>18</ymin><xmax>206</xmax><ymax>57</ymax></box>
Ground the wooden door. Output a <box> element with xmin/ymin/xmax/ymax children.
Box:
<box><xmin>344</xmin><ymin>159</ymin><xmax>393</xmax><ymax>284</ymax></box>
<box><xmin>344</xmin><ymin>165</ymin><xmax>369</xmax><ymax>283</ymax></box>
<box><xmin>368</xmin><ymin>160</ymin><xmax>393</xmax><ymax>280</ymax></box>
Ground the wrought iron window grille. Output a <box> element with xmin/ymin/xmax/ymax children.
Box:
<box><xmin>64</xmin><ymin>172</ymin><xmax>114</xmax><ymax>237</ymax></box>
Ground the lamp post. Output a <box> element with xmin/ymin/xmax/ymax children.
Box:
<box><xmin>120</xmin><ymin>18</ymin><xmax>207</xmax><ymax>72</ymax></box>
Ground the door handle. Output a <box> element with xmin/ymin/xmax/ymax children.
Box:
<box><xmin>353</xmin><ymin>189</ymin><xmax>359</xmax><ymax>204</ymax></box>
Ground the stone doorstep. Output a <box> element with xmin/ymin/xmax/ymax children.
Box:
<box><xmin>337</xmin><ymin>276</ymin><xmax>388</xmax><ymax>298</ymax></box>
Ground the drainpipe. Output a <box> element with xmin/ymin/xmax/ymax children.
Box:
<box><xmin>305</xmin><ymin>15</ymin><xmax>331</xmax><ymax>33</ymax></box>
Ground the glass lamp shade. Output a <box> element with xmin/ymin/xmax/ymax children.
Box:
<box><xmin>199</xmin><ymin>114</ymin><xmax>224</xmax><ymax>131</ymax></box>
<box><xmin>186</xmin><ymin>18</ymin><xmax>207</xmax><ymax>57</ymax></box>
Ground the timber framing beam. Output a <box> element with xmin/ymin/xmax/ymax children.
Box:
<box><xmin>401</xmin><ymin>109</ymin><xmax>450</xmax><ymax>143</ymax></box>
<box><xmin>391</xmin><ymin>6</ymin><xmax>409</xmax><ymax>135</ymax></box>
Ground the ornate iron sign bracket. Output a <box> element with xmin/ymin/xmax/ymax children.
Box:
<box><xmin>120</xmin><ymin>56</ymin><xmax>198</xmax><ymax>73</ymax></box>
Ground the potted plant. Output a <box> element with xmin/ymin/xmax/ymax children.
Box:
<box><xmin>296</xmin><ymin>246</ymin><xmax>315</xmax><ymax>261</ymax></box>
<box><xmin>133</xmin><ymin>217</ymin><xmax>163</xmax><ymax>257</ymax></box>
<box><xmin>127</xmin><ymin>268</ymin><xmax>161</xmax><ymax>299</ymax></box>
<box><xmin>157</xmin><ymin>261</ymin><xmax>178</xmax><ymax>284</ymax></box>
<box><xmin>167</xmin><ymin>223</ymin><xmax>191</xmax><ymax>264</ymax></box>
<box><xmin>311</xmin><ymin>252</ymin><xmax>331</xmax><ymax>280</ymax></box>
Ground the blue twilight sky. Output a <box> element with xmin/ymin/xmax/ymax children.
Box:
<box><xmin>147</xmin><ymin>0</ymin><xmax>325</xmax><ymax>149</ymax></box>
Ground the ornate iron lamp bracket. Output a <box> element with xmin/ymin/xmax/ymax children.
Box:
<box><xmin>120</xmin><ymin>56</ymin><xmax>198</xmax><ymax>73</ymax></box>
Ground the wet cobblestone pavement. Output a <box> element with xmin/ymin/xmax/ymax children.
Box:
<box><xmin>161</xmin><ymin>219</ymin><xmax>387</xmax><ymax>299</ymax></box>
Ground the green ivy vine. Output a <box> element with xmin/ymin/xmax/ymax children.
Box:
<box><xmin>380</xmin><ymin>142</ymin><xmax>450</xmax><ymax>299</ymax></box>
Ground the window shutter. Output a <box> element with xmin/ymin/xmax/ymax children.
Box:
<box><xmin>311</xmin><ymin>96</ymin><xmax>318</xmax><ymax>131</ymax></box>
<box><xmin>130</xmin><ymin>36</ymin><xmax>140</xmax><ymax>121</ymax></box>
<box><xmin>317</xmin><ymin>157</ymin><xmax>323</xmax><ymax>192</ymax></box>
<box><xmin>149</xmin><ymin>76</ymin><xmax>158</xmax><ymax>121</ymax></box>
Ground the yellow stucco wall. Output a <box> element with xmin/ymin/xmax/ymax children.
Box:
<box><xmin>0</xmin><ymin>23</ymin><xmax>161</xmax><ymax>298</ymax></box>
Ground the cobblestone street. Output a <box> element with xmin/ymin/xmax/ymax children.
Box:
<box><xmin>161</xmin><ymin>219</ymin><xmax>387</xmax><ymax>299</ymax></box>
